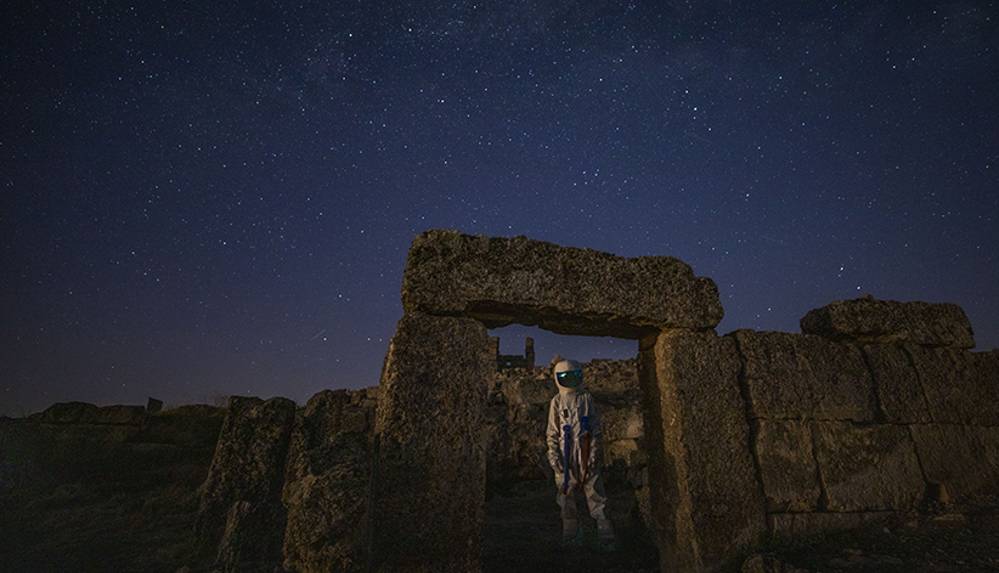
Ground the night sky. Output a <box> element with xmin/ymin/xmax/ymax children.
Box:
<box><xmin>3</xmin><ymin>2</ymin><xmax>998</xmax><ymax>416</ymax></box>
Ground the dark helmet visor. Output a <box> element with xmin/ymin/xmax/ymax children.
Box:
<box><xmin>556</xmin><ymin>369</ymin><xmax>583</xmax><ymax>387</ymax></box>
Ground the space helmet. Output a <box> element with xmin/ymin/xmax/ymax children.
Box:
<box><xmin>552</xmin><ymin>358</ymin><xmax>583</xmax><ymax>394</ymax></box>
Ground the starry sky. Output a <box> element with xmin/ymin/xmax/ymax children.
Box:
<box><xmin>3</xmin><ymin>1</ymin><xmax>998</xmax><ymax>416</ymax></box>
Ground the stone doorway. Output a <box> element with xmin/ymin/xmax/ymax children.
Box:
<box><xmin>479</xmin><ymin>329</ymin><xmax>659</xmax><ymax>571</ymax></box>
<box><xmin>367</xmin><ymin>230</ymin><xmax>765</xmax><ymax>572</ymax></box>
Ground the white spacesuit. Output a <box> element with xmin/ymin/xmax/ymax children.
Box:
<box><xmin>546</xmin><ymin>358</ymin><xmax>616</xmax><ymax>549</ymax></box>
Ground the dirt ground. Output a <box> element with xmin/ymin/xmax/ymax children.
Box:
<box><xmin>757</xmin><ymin>505</ymin><xmax>999</xmax><ymax>573</ymax></box>
<box><xmin>481</xmin><ymin>477</ymin><xmax>660</xmax><ymax>572</ymax></box>
<box><xmin>482</xmin><ymin>481</ymin><xmax>999</xmax><ymax>573</ymax></box>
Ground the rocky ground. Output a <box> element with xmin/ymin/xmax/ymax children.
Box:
<box><xmin>482</xmin><ymin>477</ymin><xmax>660</xmax><ymax>572</ymax></box>
<box><xmin>0</xmin><ymin>442</ymin><xmax>211</xmax><ymax>572</ymax></box>
<box><xmin>744</xmin><ymin>501</ymin><xmax>999</xmax><ymax>573</ymax></box>
<box><xmin>483</xmin><ymin>479</ymin><xmax>999</xmax><ymax>573</ymax></box>
<box><xmin>0</xmin><ymin>407</ymin><xmax>221</xmax><ymax>572</ymax></box>
<box><xmin>5</xmin><ymin>401</ymin><xmax>999</xmax><ymax>573</ymax></box>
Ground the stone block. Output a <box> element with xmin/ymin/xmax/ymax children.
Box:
<box><xmin>861</xmin><ymin>344</ymin><xmax>931</xmax><ymax>423</ymax></box>
<box><xmin>965</xmin><ymin>426</ymin><xmax>999</xmax><ymax>499</ymax></box>
<box><xmin>639</xmin><ymin>329</ymin><xmax>766</xmax><ymax>572</ymax></box>
<box><xmin>909</xmin><ymin>423</ymin><xmax>998</xmax><ymax>502</ymax></box>
<box><xmin>600</xmin><ymin>404</ymin><xmax>644</xmax><ymax>441</ymax></box>
<box><xmin>401</xmin><ymin>229</ymin><xmax>723</xmax><ymax>338</ymax></box>
<box><xmin>368</xmin><ymin>310</ymin><xmax>494</xmax><ymax>572</ymax></box>
<box><xmin>497</xmin><ymin>373</ymin><xmax>552</xmax><ymax>407</ymax></box>
<box><xmin>813</xmin><ymin>422</ymin><xmax>924</xmax><ymax>511</ymax></box>
<box><xmin>582</xmin><ymin>358</ymin><xmax>641</xmax><ymax>399</ymax></box>
<box><xmin>195</xmin><ymin>396</ymin><xmax>297</xmax><ymax>556</ymax></box>
<box><xmin>732</xmin><ymin>330</ymin><xmax>876</xmax><ymax>422</ymax></box>
<box><xmin>605</xmin><ymin>438</ymin><xmax>641</xmax><ymax>467</ymax></box>
<box><xmin>906</xmin><ymin>346</ymin><xmax>999</xmax><ymax>425</ymax></box>
<box><xmin>752</xmin><ymin>420</ymin><xmax>820</xmax><ymax>512</ymax></box>
<box><xmin>800</xmin><ymin>295</ymin><xmax>974</xmax><ymax>348</ymax></box>
<box><xmin>214</xmin><ymin>500</ymin><xmax>286</xmax><ymax>573</ymax></box>
<box><xmin>282</xmin><ymin>394</ymin><xmax>371</xmax><ymax>573</ymax></box>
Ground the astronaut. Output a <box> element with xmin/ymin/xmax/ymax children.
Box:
<box><xmin>546</xmin><ymin>358</ymin><xmax>617</xmax><ymax>550</ymax></box>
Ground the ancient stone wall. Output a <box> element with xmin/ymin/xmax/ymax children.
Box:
<box><xmin>730</xmin><ymin>298</ymin><xmax>999</xmax><ymax>543</ymax></box>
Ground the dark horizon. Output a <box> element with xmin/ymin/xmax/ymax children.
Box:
<box><xmin>4</xmin><ymin>1</ymin><xmax>998</xmax><ymax>417</ymax></box>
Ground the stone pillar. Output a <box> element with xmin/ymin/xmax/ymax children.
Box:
<box><xmin>488</xmin><ymin>335</ymin><xmax>500</xmax><ymax>364</ymax></box>
<box><xmin>368</xmin><ymin>310</ymin><xmax>494</xmax><ymax>572</ymax></box>
<box><xmin>524</xmin><ymin>336</ymin><xmax>535</xmax><ymax>369</ymax></box>
<box><xmin>638</xmin><ymin>329</ymin><xmax>766</xmax><ymax>572</ymax></box>
<box><xmin>195</xmin><ymin>396</ymin><xmax>297</xmax><ymax>571</ymax></box>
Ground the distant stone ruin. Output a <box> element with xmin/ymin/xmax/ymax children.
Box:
<box><xmin>490</xmin><ymin>335</ymin><xmax>535</xmax><ymax>370</ymax></box>
<box><xmin>11</xmin><ymin>229</ymin><xmax>994</xmax><ymax>572</ymax></box>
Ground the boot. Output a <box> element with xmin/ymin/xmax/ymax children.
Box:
<box><xmin>561</xmin><ymin>519</ymin><xmax>582</xmax><ymax>547</ymax></box>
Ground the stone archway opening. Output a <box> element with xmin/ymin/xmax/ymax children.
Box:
<box><xmin>368</xmin><ymin>229</ymin><xmax>766</xmax><ymax>572</ymax></box>
<box><xmin>479</xmin><ymin>327</ymin><xmax>659</xmax><ymax>572</ymax></box>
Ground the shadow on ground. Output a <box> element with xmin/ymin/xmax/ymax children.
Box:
<box><xmin>482</xmin><ymin>478</ymin><xmax>660</xmax><ymax>572</ymax></box>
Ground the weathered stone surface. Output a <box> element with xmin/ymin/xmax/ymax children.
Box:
<box><xmin>907</xmin><ymin>346</ymin><xmax>999</xmax><ymax>425</ymax></box>
<box><xmin>732</xmin><ymin>330</ymin><xmax>877</xmax><ymax>422</ymax></box>
<box><xmin>496</xmin><ymin>370</ymin><xmax>552</xmax><ymax>407</ymax></box>
<box><xmin>282</xmin><ymin>390</ymin><xmax>373</xmax><ymax>573</ymax></box>
<box><xmin>813</xmin><ymin>422</ymin><xmax>925</xmax><ymax>511</ymax></box>
<box><xmin>368</xmin><ymin>310</ymin><xmax>494</xmax><ymax>572</ymax></box>
<box><xmin>214</xmin><ymin>500</ymin><xmax>286</xmax><ymax>573</ymax></box>
<box><xmin>195</xmin><ymin>396</ymin><xmax>296</xmax><ymax>565</ymax></box>
<box><xmin>861</xmin><ymin>344</ymin><xmax>932</xmax><ymax>423</ymax></box>
<box><xmin>753</xmin><ymin>420</ymin><xmax>820</xmax><ymax>512</ymax></box>
<box><xmin>400</xmin><ymin>229</ymin><xmax>723</xmax><ymax>338</ymax></box>
<box><xmin>767</xmin><ymin>511</ymin><xmax>896</xmax><ymax>539</ymax></box>
<box><xmin>909</xmin><ymin>424</ymin><xmax>998</xmax><ymax>502</ymax></box>
<box><xmin>639</xmin><ymin>329</ymin><xmax>766</xmax><ymax>573</ymax></box>
<box><xmin>601</xmin><ymin>404</ymin><xmax>644</xmax><ymax>440</ymax></box>
<box><xmin>969</xmin><ymin>426</ymin><xmax>999</xmax><ymax>491</ymax></box>
<box><xmin>800</xmin><ymin>295</ymin><xmax>975</xmax><ymax>348</ymax></box>
<box><xmin>583</xmin><ymin>357</ymin><xmax>642</xmax><ymax>400</ymax></box>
